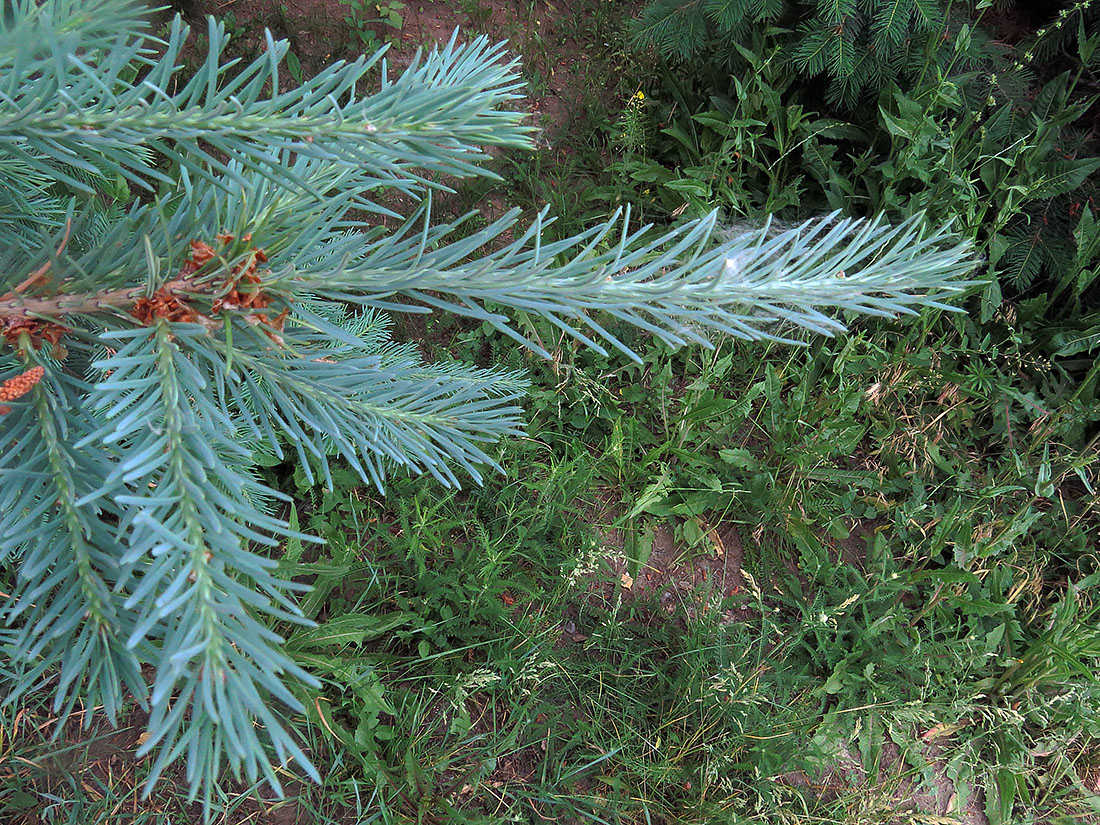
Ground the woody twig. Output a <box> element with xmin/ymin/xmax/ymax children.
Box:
<box><xmin>0</xmin><ymin>219</ymin><xmax>72</xmax><ymax>300</ymax></box>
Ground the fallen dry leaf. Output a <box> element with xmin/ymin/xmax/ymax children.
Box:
<box><xmin>921</xmin><ymin>719</ymin><xmax>971</xmax><ymax>741</ymax></box>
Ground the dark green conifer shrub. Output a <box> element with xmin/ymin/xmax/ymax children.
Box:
<box><xmin>632</xmin><ymin>0</ymin><xmax>959</xmax><ymax>107</ymax></box>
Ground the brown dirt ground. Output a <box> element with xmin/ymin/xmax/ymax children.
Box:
<box><xmin>184</xmin><ymin>0</ymin><xmax>615</xmax><ymax>140</ymax></box>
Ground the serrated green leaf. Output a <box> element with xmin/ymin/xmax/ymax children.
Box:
<box><xmin>289</xmin><ymin>612</ymin><xmax>413</xmax><ymax>650</ymax></box>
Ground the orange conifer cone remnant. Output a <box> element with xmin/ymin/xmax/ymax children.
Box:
<box><xmin>0</xmin><ymin>365</ymin><xmax>45</xmax><ymax>414</ymax></box>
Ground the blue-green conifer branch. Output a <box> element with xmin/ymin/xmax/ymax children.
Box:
<box><xmin>302</xmin><ymin>207</ymin><xmax>974</xmax><ymax>359</ymax></box>
<box><xmin>1</xmin><ymin>13</ymin><xmax>530</xmax><ymax>199</ymax></box>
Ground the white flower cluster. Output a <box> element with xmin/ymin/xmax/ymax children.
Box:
<box><xmin>564</xmin><ymin>536</ymin><xmax>612</xmax><ymax>589</ymax></box>
<box><xmin>450</xmin><ymin>667</ymin><xmax>501</xmax><ymax>707</ymax></box>
<box><xmin>513</xmin><ymin>657</ymin><xmax>560</xmax><ymax>698</ymax></box>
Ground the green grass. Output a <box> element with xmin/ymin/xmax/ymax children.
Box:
<box><xmin>6</xmin><ymin>314</ymin><xmax>1100</xmax><ymax>824</ymax></box>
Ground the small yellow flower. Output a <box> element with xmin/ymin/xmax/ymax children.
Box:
<box><xmin>635</xmin><ymin>91</ymin><xmax>645</xmax><ymax>100</ymax></box>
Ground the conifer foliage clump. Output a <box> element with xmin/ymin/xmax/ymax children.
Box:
<box><xmin>0</xmin><ymin>0</ymin><xmax>974</xmax><ymax>802</ymax></box>
<box><xmin>632</xmin><ymin>0</ymin><xmax>950</xmax><ymax>107</ymax></box>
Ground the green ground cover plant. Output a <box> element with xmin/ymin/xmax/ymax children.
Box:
<box><xmin>3</xmin><ymin>1</ymin><xmax>1100</xmax><ymax>824</ymax></box>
